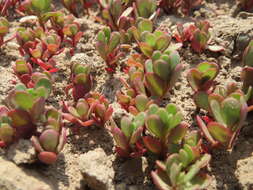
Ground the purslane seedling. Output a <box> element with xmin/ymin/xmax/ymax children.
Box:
<box><xmin>196</xmin><ymin>83</ymin><xmax>248</xmax><ymax>149</ymax></box>
<box><xmin>187</xmin><ymin>62</ymin><xmax>219</xmax><ymax>110</ymax></box>
<box><xmin>110</xmin><ymin>112</ymin><xmax>146</xmax><ymax>157</ymax></box>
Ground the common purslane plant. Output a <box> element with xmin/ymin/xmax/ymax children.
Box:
<box><xmin>175</xmin><ymin>21</ymin><xmax>224</xmax><ymax>53</ymax></box>
<box><xmin>116</xmin><ymin>92</ymin><xmax>153</xmax><ymax>115</ymax></box>
<box><xmin>110</xmin><ymin>112</ymin><xmax>146</xmax><ymax>157</ymax></box>
<box><xmin>121</xmin><ymin>49</ymin><xmax>182</xmax><ymax>99</ymax></box>
<box><xmin>62</xmin><ymin>92</ymin><xmax>113</xmax><ymax>127</ymax></box>
<box><xmin>151</xmin><ymin>152</ymin><xmax>211</xmax><ymax>190</ymax></box>
<box><xmin>196</xmin><ymin>83</ymin><xmax>248</xmax><ymax>149</ymax></box>
<box><xmin>241</xmin><ymin>40</ymin><xmax>253</xmax><ymax>106</ymax></box>
<box><xmin>31</xmin><ymin>108</ymin><xmax>67</xmax><ymax>164</ymax></box>
<box><xmin>0</xmin><ymin>17</ymin><xmax>10</xmax><ymax>47</ymax></box>
<box><xmin>187</xmin><ymin>62</ymin><xmax>219</xmax><ymax>110</ymax></box>
<box><xmin>61</xmin><ymin>0</ymin><xmax>95</xmax><ymax>17</ymax></box>
<box><xmin>65</xmin><ymin>62</ymin><xmax>92</xmax><ymax>101</ymax></box>
<box><xmin>159</xmin><ymin>0</ymin><xmax>203</xmax><ymax>16</ymax></box>
<box><xmin>143</xmin><ymin>103</ymin><xmax>188</xmax><ymax>157</ymax></box>
<box><xmin>96</xmin><ymin>27</ymin><xmax>122</xmax><ymax>73</ymax></box>
<box><xmin>130</xmin><ymin>19</ymin><xmax>171</xmax><ymax>58</ymax></box>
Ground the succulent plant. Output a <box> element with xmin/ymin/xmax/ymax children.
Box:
<box><xmin>0</xmin><ymin>17</ymin><xmax>10</xmax><ymax>46</ymax></box>
<box><xmin>18</xmin><ymin>0</ymin><xmax>52</xmax><ymax>26</ymax></box>
<box><xmin>62</xmin><ymin>21</ymin><xmax>83</xmax><ymax>55</ymax></box>
<box><xmin>196</xmin><ymin>83</ymin><xmax>248</xmax><ymax>149</ymax></box>
<box><xmin>241</xmin><ymin>40</ymin><xmax>253</xmax><ymax>105</ymax></box>
<box><xmin>62</xmin><ymin>92</ymin><xmax>113</xmax><ymax>127</ymax></box>
<box><xmin>134</xmin><ymin>0</ymin><xmax>158</xmax><ymax>19</ymax></box>
<box><xmin>31</xmin><ymin>108</ymin><xmax>67</xmax><ymax>164</ymax></box>
<box><xmin>0</xmin><ymin>0</ymin><xmax>20</xmax><ymax>16</ymax></box>
<box><xmin>187</xmin><ymin>62</ymin><xmax>219</xmax><ymax>110</ymax></box>
<box><xmin>96</xmin><ymin>27</ymin><xmax>122</xmax><ymax>73</ymax></box>
<box><xmin>159</xmin><ymin>0</ymin><xmax>202</xmax><ymax>16</ymax></box>
<box><xmin>0</xmin><ymin>106</ymin><xmax>15</xmax><ymax>147</ymax></box>
<box><xmin>175</xmin><ymin>21</ymin><xmax>224</xmax><ymax>53</ymax></box>
<box><xmin>121</xmin><ymin>50</ymin><xmax>182</xmax><ymax>99</ymax></box>
<box><xmin>117</xmin><ymin>92</ymin><xmax>154</xmax><ymax>115</ymax></box>
<box><xmin>66</xmin><ymin>62</ymin><xmax>92</xmax><ymax>101</ymax></box>
<box><xmin>151</xmin><ymin>152</ymin><xmax>211</xmax><ymax>190</ymax></box>
<box><xmin>130</xmin><ymin>18</ymin><xmax>171</xmax><ymax>57</ymax></box>
<box><xmin>237</xmin><ymin>0</ymin><xmax>253</xmax><ymax>11</ymax></box>
<box><xmin>110</xmin><ymin>112</ymin><xmax>146</xmax><ymax>157</ymax></box>
<box><xmin>61</xmin><ymin>0</ymin><xmax>95</xmax><ymax>17</ymax></box>
<box><xmin>143</xmin><ymin>103</ymin><xmax>188</xmax><ymax>157</ymax></box>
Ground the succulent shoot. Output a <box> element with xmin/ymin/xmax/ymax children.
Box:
<box><xmin>143</xmin><ymin>103</ymin><xmax>188</xmax><ymax>157</ymax></box>
<box><xmin>117</xmin><ymin>92</ymin><xmax>154</xmax><ymax>115</ymax></box>
<box><xmin>61</xmin><ymin>0</ymin><xmax>94</xmax><ymax>17</ymax></box>
<box><xmin>0</xmin><ymin>106</ymin><xmax>15</xmax><ymax>147</ymax></box>
<box><xmin>130</xmin><ymin>18</ymin><xmax>171</xmax><ymax>58</ymax></box>
<box><xmin>175</xmin><ymin>21</ymin><xmax>223</xmax><ymax>53</ymax></box>
<box><xmin>151</xmin><ymin>153</ymin><xmax>211</xmax><ymax>190</ymax></box>
<box><xmin>159</xmin><ymin>0</ymin><xmax>203</xmax><ymax>16</ymax></box>
<box><xmin>66</xmin><ymin>62</ymin><xmax>92</xmax><ymax>101</ymax></box>
<box><xmin>0</xmin><ymin>17</ymin><xmax>9</xmax><ymax>46</ymax></box>
<box><xmin>63</xmin><ymin>92</ymin><xmax>113</xmax><ymax>127</ymax></box>
<box><xmin>122</xmin><ymin>50</ymin><xmax>182</xmax><ymax>99</ymax></box>
<box><xmin>96</xmin><ymin>27</ymin><xmax>122</xmax><ymax>73</ymax></box>
<box><xmin>187</xmin><ymin>62</ymin><xmax>219</xmax><ymax>110</ymax></box>
<box><xmin>134</xmin><ymin>0</ymin><xmax>158</xmax><ymax>19</ymax></box>
<box><xmin>110</xmin><ymin>112</ymin><xmax>146</xmax><ymax>157</ymax></box>
<box><xmin>196</xmin><ymin>83</ymin><xmax>248</xmax><ymax>149</ymax></box>
<box><xmin>31</xmin><ymin>108</ymin><xmax>67</xmax><ymax>164</ymax></box>
<box><xmin>18</xmin><ymin>0</ymin><xmax>52</xmax><ymax>26</ymax></box>
<box><xmin>241</xmin><ymin>40</ymin><xmax>253</xmax><ymax>105</ymax></box>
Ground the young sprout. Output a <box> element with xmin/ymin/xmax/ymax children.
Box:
<box><xmin>196</xmin><ymin>82</ymin><xmax>248</xmax><ymax>149</ymax></box>
<box><xmin>31</xmin><ymin>108</ymin><xmax>67</xmax><ymax>164</ymax></box>
<box><xmin>159</xmin><ymin>0</ymin><xmax>202</xmax><ymax>16</ymax></box>
<box><xmin>61</xmin><ymin>0</ymin><xmax>95</xmax><ymax>17</ymax></box>
<box><xmin>187</xmin><ymin>62</ymin><xmax>219</xmax><ymax>110</ymax></box>
<box><xmin>96</xmin><ymin>27</ymin><xmax>122</xmax><ymax>73</ymax></box>
<box><xmin>241</xmin><ymin>40</ymin><xmax>253</xmax><ymax>105</ymax></box>
<box><xmin>143</xmin><ymin>103</ymin><xmax>188</xmax><ymax>157</ymax></box>
<box><xmin>18</xmin><ymin>0</ymin><xmax>52</xmax><ymax>26</ymax></box>
<box><xmin>0</xmin><ymin>17</ymin><xmax>10</xmax><ymax>47</ymax></box>
<box><xmin>110</xmin><ymin>112</ymin><xmax>146</xmax><ymax>157</ymax></box>
<box><xmin>65</xmin><ymin>62</ymin><xmax>92</xmax><ymax>101</ymax></box>
<box><xmin>62</xmin><ymin>92</ymin><xmax>113</xmax><ymax>128</ymax></box>
<box><xmin>175</xmin><ymin>21</ymin><xmax>224</xmax><ymax>53</ymax></box>
<box><xmin>130</xmin><ymin>18</ymin><xmax>171</xmax><ymax>58</ymax></box>
<box><xmin>152</xmin><ymin>153</ymin><xmax>211</xmax><ymax>190</ymax></box>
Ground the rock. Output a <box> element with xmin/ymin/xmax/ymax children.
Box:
<box><xmin>6</xmin><ymin>139</ymin><xmax>36</xmax><ymax>165</ymax></box>
<box><xmin>0</xmin><ymin>157</ymin><xmax>53</xmax><ymax>190</ymax></box>
<box><xmin>79</xmin><ymin>148</ymin><xmax>115</xmax><ymax>190</ymax></box>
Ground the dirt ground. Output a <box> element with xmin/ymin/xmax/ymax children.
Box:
<box><xmin>1</xmin><ymin>0</ymin><xmax>253</xmax><ymax>190</ymax></box>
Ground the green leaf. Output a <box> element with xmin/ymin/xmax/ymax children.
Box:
<box><xmin>14</xmin><ymin>91</ymin><xmax>33</xmax><ymax>110</ymax></box>
<box><xmin>146</xmin><ymin>114</ymin><xmax>165</xmax><ymax>138</ymax></box>
<box><xmin>207</xmin><ymin>122</ymin><xmax>232</xmax><ymax>144</ymax></box>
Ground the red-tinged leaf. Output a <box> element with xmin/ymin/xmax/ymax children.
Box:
<box><xmin>39</xmin><ymin>129</ymin><xmax>59</xmax><ymax>152</ymax></box>
<box><xmin>0</xmin><ymin>141</ymin><xmax>6</xmax><ymax>148</ymax></box>
<box><xmin>196</xmin><ymin>115</ymin><xmax>217</xmax><ymax>146</ymax></box>
<box><xmin>19</xmin><ymin>74</ymin><xmax>31</xmax><ymax>86</ymax></box>
<box><xmin>57</xmin><ymin>127</ymin><xmax>67</xmax><ymax>153</ymax></box>
<box><xmin>207</xmin><ymin>122</ymin><xmax>232</xmax><ymax>145</ymax></box>
<box><xmin>151</xmin><ymin>171</ymin><xmax>171</xmax><ymax>190</ymax></box>
<box><xmin>31</xmin><ymin>136</ymin><xmax>44</xmax><ymax>152</ymax></box>
<box><xmin>112</xmin><ymin>126</ymin><xmax>129</xmax><ymax>151</ymax></box>
<box><xmin>139</xmin><ymin>42</ymin><xmax>153</xmax><ymax>57</ymax></box>
<box><xmin>168</xmin><ymin>122</ymin><xmax>188</xmax><ymax>144</ymax></box>
<box><xmin>74</xmin><ymin>31</ymin><xmax>83</xmax><ymax>45</ymax></box>
<box><xmin>145</xmin><ymin>73</ymin><xmax>166</xmax><ymax>98</ymax></box>
<box><xmin>129</xmin><ymin>106</ymin><xmax>139</xmax><ymax>116</ymax></box>
<box><xmin>104</xmin><ymin>106</ymin><xmax>113</xmax><ymax>122</ymax></box>
<box><xmin>38</xmin><ymin>151</ymin><xmax>58</xmax><ymax>165</ymax></box>
<box><xmin>115</xmin><ymin>146</ymin><xmax>130</xmax><ymax>157</ymax></box>
<box><xmin>8</xmin><ymin>109</ymin><xmax>30</xmax><ymax>127</ymax></box>
<box><xmin>79</xmin><ymin>119</ymin><xmax>95</xmax><ymax>127</ymax></box>
<box><xmin>143</xmin><ymin>136</ymin><xmax>162</xmax><ymax>154</ymax></box>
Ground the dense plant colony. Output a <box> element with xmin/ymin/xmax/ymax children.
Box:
<box><xmin>0</xmin><ymin>0</ymin><xmax>252</xmax><ymax>189</ymax></box>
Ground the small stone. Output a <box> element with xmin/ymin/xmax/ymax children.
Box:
<box><xmin>79</xmin><ymin>148</ymin><xmax>115</xmax><ymax>190</ymax></box>
<box><xmin>0</xmin><ymin>157</ymin><xmax>53</xmax><ymax>190</ymax></box>
<box><xmin>7</xmin><ymin>139</ymin><xmax>36</xmax><ymax>165</ymax></box>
